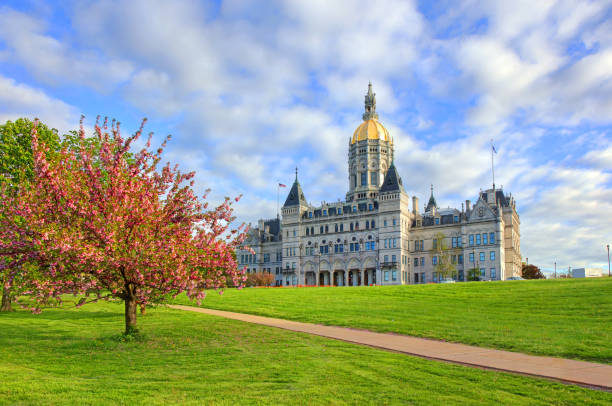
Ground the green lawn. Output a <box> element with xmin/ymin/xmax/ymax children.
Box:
<box><xmin>1</xmin><ymin>301</ymin><xmax>610</xmax><ymax>405</ymax></box>
<box><xmin>173</xmin><ymin>278</ymin><xmax>612</xmax><ymax>364</ymax></box>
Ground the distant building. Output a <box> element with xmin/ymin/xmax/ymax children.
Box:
<box><xmin>237</xmin><ymin>83</ymin><xmax>522</xmax><ymax>286</ymax></box>
<box><xmin>571</xmin><ymin>268</ymin><xmax>603</xmax><ymax>278</ymax></box>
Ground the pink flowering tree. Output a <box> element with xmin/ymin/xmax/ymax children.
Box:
<box><xmin>0</xmin><ymin>117</ymin><xmax>248</xmax><ymax>334</ymax></box>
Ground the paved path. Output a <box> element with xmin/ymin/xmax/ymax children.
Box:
<box><xmin>169</xmin><ymin>304</ymin><xmax>612</xmax><ymax>391</ymax></box>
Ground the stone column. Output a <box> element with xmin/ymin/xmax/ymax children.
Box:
<box><xmin>360</xmin><ymin>270</ymin><xmax>365</xmax><ymax>286</ymax></box>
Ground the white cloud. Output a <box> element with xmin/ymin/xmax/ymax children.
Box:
<box><xmin>0</xmin><ymin>7</ymin><xmax>133</xmax><ymax>90</ymax></box>
<box><xmin>0</xmin><ymin>74</ymin><xmax>78</xmax><ymax>133</ymax></box>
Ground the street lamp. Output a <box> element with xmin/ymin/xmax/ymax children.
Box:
<box><xmin>607</xmin><ymin>244</ymin><xmax>610</xmax><ymax>277</ymax></box>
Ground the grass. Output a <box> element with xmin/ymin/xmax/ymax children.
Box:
<box><xmin>1</xmin><ymin>300</ymin><xmax>611</xmax><ymax>405</ymax></box>
<box><xmin>172</xmin><ymin>278</ymin><xmax>612</xmax><ymax>364</ymax></box>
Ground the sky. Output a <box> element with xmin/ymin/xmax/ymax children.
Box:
<box><xmin>0</xmin><ymin>0</ymin><xmax>611</xmax><ymax>271</ymax></box>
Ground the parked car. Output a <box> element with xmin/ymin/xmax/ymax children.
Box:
<box><xmin>507</xmin><ymin>276</ymin><xmax>525</xmax><ymax>280</ymax></box>
<box><xmin>439</xmin><ymin>278</ymin><xmax>456</xmax><ymax>283</ymax></box>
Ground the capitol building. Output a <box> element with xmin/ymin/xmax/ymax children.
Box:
<box><xmin>237</xmin><ymin>84</ymin><xmax>522</xmax><ymax>286</ymax></box>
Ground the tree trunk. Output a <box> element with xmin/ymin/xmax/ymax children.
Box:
<box><xmin>124</xmin><ymin>295</ymin><xmax>138</xmax><ymax>334</ymax></box>
<box><xmin>139</xmin><ymin>303</ymin><xmax>146</xmax><ymax>315</ymax></box>
<box><xmin>0</xmin><ymin>286</ymin><xmax>12</xmax><ymax>312</ymax></box>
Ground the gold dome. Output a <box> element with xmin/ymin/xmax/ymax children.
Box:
<box><xmin>351</xmin><ymin>118</ymin><xmax>390</xmax><ymax>144</ymax></box>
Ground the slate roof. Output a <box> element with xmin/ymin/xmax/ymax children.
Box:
<box><xmin>283</xmin><ymin>178</ymin><xmax>306</xmax><ymax>207</ymax></box>
<box><xmin>379</xmin><ymin>162</ymin><xmax>405</xmax><ymax>193</ymax></box>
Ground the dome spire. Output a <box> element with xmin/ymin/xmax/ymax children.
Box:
<box><xmin>362</xmin><ymin>81</ymin><xmax>379</xmax><ymax>121</ymax></box>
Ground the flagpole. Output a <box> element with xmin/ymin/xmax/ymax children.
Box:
<box><xmin>277</xmin><ymin>181</ymin><xmax>279</xmax><ymax>219</ymax></box>
<box><xmin>491</xmin><ymin>139</ymin><xmax>495</xmax><ymax>190</ymax></box>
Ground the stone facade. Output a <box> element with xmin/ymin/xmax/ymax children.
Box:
<box><xmin>237</xmin><ymin>84</ymin><xmax>522</xmax><ymax>286</ymax></box>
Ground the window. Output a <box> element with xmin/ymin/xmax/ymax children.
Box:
<box><xmin>293</xmin><ymin>230</ymin><xmax>296</xmax><ymax>237</ymax></box>
<box><xmin>433</xmin><ymin>272</ymin><xmax>438</xmax><ymax>282</ymax></box>
<box><xmin>325</xmin><ymin>225</ymin><xmax>329</xmax><ymax>233</ymax></box>
<box><xmin>490</xmin><ymin>268</ymin><xmax>496</xmax><ymax>279</ymax></box>
<box><xmin>479</xmin><ymin>252</ymin><xmax>485</xmax><ymax>262</ymax></box>
<box><xmin>458</xmin><ymin>236</ymin><xmax>462</xmax><ymax>247</ymax></box>
<box><xmin>384</xmin><ymin>239</ymin><xmax>387</xmax><ymax>249</ymax></box>
<box><xmin>320</xmin><ymin>226</ymin><xmax>324</xmax><ymax>234</ymax></box>
<box><xmin>490</xmin><ymin>232</ymin><xmax>495</xmax><ymax>244</ymax></box>
<box><xmin>420</xmin><ymin>240</ymin><xmax>424</xmax><ymax>251</ymax></box>
<box><xmin>483</xmin><ymin>233</ymin><xmax>488</xmax><ymax>245</ymax></box>
<box><xmin>451</xmin><ymin>237</ymin><xmax>456</xmax><ymax>248</ymax></box>
<box><xmin>264</xmin><ymin>254</ymin><xmax>270</xmax><ymax>263</ymax></box>
<box><xmin>384</xmin><ymin>255</ymin><xmax>389</xmax><ymax>262</ymax></box>
<box><xmin>353</xmin><ymin>206</ymin><xmax>357</xmax><ymax>213</ymax></box>
<box><xmin>391</xmin><ymin>255</ymin><xmax>396</xmax><ymax>263</ymax></box>
<box><xmin>414</xmin><ymin>273</ymin><xmax>419</xmax><ymax>283</ymax></box>
<box><xmin>490</xmin><ymin>251</ymin><xmax>495</xmax><ymax>261</ymax></box>
<box><xmin>334</xmin><ymin>224</ymin><xmax>338</xmax><ymax>232</ymax></box>
<box><xmin>384</xmin><ymin>271</ymin><xmax>389</xmax><ymax>281</ymax></box>
<box><xmin>433</xmin><ymin>239</ymin><xmax>438</xmax><ymax>249</ymax></box>
<box><xmin>338</xmin><ymin>207</ymin><xmax>342</xmax><ymax>214</ymax></box>
<box><xmin>420</xmin><ymin>257</ymin><xmax>425</xmax><ymax>266</ymax></box>
<box><xmin>392</xmin><ymin>271</ymin><xmax>397</xmax><ymax>281</ymax></box>
<box><xmin>393</xmin><ymin>218</ymin><xmax>397</xmax><ymax>226</ymax></box>
<box><xmin>309</xmin><ymin>212</ymin><xmax>313</xmax><ymax>218</ymax></box>
<box><xmin>476</xmin><ymin>234</ymin><xmax>481</xmax><ymax>245</ymax></box>
<box><xmin>306</xmin><ymin>228</ymin><xmax>309</xmax><ymax>236</ymax></box>
<box><xmin>480</xmin><ymin>268</ymin><xmax>485</xmax><ymax>278</ymax></box>
<box><xmin>371</xmin><ymin>220</ymin><xmax>375</xmax><ymax>228</ymax></box>
<box><xmin>435</xmin><ymin>218</ymin><xmax>440</xmax><ymax>225</ymax></box>
<box><xmin>355</xmin><ymin>222</ymin><xmax>359</xmax><ymax>230</ymax></box>
<box><xmin>340</xmin><ymin>224</ymin><xmax>344</xmax><ymax>232</ymax></box>
<box><xmin>393</xmin><ymin>238</ymin><xmax>397</xmax><ymax>248</ymax></box>
<box><xmin>432</xmin><ymin>256</ymin><xmax>438</xmax><ymax>265</ymax></box>
<box><xmin>451</xmin><ymin>255</ymin><xmax>457</xmax><ymax>264</ymax></box>
<box><xmin>414</xmin><ymin>258</ymin><xmax>418</xmax><ymax>267</ymax></box>
<box><xmin>368</xmin><ymin>203</ymin><xmax>373</xmax><ymax>211</ymax></box>
<box><xmin>365</xmin><ymin>220</ymin><xmax>369</xmax><ymax>229</ymax></box>
<box><xmin>383</xmin><ymin>219</ymin><xmax>387</xmax><ymax>227</ymax></box>
<box><xmin>469</xmin><ymin>252</ymin><xmax>474</xmax><ymax>263</ymax></box>
<box><xmin>469</xmin><ymin>234</ymin><xmax>474</xmax><ymax>246</ymax></box>
<box><xmin>371</xmin><ymin>241</ymin><xmax>375</xmax><ymax>250</ymax></box>
<box><xmin>323</xmin><ymin>209</ymin><xmax>327</xmax><ymax>216</ymax></box>
<box><xmin>458</xmin><ymin>254</ymin><xmax>463</xmax><ymax>264</ymax></box>
<box><xmin>311</xmin><ymin>227</ymin><xmax>314</xmax><ymax>235</ymax></box>
<box><xmin>361</xmin><ymin>172</ymin><xmax>367</xmax><ymax>186</ymax></box>
<box><xmin>350</xmin><ymin>223</ymin><xmax>354</xmax><ymax>231</ymax></box>
<box><xmin>370</xmin><ymin>172</ymin><xmax>378</xmax><ymax>186</ymax></box>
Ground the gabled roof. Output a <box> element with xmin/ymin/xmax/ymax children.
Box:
<box><xmin>379</xmin><ymin>161</ymin><xmax>405</xmax><ymax>193</ymax></box>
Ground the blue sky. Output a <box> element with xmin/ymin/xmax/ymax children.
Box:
<box><xmin>0</xmin><ymin>0</ymin><xmax>611</xmax><ymax>271</ymax></box>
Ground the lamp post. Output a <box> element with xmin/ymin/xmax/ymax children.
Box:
<box><xmin>607</xmin><ymin>244</ymin><xmax>610</xmax><ymax>277</ymax></box>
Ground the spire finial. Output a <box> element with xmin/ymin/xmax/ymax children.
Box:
<box><xmin>362</xmin><ymin>82</ymin><xmax>378</xmax><ymax>121</ymax></box>
<box><xmin>295</xmin><ymin>167</ymin><xmax>298</xmax><ymax>181</ymax></box>
<box><xmin>430</xmin><ymin>184</ymin><xmax>434</xmax><ymax>196</ymax></box>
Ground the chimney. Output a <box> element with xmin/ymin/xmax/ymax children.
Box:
<box><xmin>412</xmin><ymin>196</ymin><xmax>419</xmax><ymax>215</ymax></box>
<box><xmin>465</xmin><ymin>200</ymin><xmax>471</xmax><ymax>212</ymax></box>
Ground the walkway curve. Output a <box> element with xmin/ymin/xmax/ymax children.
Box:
<box><xmin>169</xmin><ymin>304</ymin><xmax>612</xmax><ymax>391</ymax></box>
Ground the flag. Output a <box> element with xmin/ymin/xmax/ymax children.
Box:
<box><xmin>279</xmin><ymin>183</ymin><xmax>286</xmax><ymax>187</ymax></box>
<box><xmin>492</xmin><ymin>145</ymin><xmax>497</xmax><ymax>154</ymax></box>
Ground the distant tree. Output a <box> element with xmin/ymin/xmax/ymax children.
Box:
<box><xmin>521</xmin><ymin>264</ymin><xmax>544</xmax><ymax>279</ymax></box>
<box><xmin>246</xmin><ymin>271</ymin><xmax>275</xmax><ymax>287</ymax></box>
<box><xmin>433</xmin><ymin>232</ymin><xmax>457</xmax><ymax>281</ymax></box>
<box><xmin>0</xmin><ymin>117</ymin><xmax>248</xmax><ymax>334</ymax></box>
<box><xmin>0</xmin><ymin>118</ymin><xmax>61</xmax><ymax>312</ymax></box>
<box><xmin>467</xmin><ymin>268</ymin><xmax>480</xmax><ymax>281</ymax></box>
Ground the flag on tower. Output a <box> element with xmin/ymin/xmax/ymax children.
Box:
<box><xmin>492</xmin><ymin>145</ymin><xmax>497</xmax><ymax>154</ymax></box>
<box><xmin>279</xmin><ymin>183</ymin><xmax>286</xmax><ymax>188</ymax></box>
